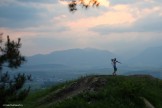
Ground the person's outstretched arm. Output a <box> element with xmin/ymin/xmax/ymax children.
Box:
<box><xmin>117</xmin><ymin>61</ymin><xmax>121</xmax><ymax>64</ymax></box>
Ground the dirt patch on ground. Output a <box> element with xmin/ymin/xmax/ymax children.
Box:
<box><xmin>37</xmin><ymin>76</ymin><xmax>107</xmax><ymax>106</ymax></box>
<box><xmin>141</xmin><ymin>97</ymin><xmax>155</xmax><ymax>108</ymax></box>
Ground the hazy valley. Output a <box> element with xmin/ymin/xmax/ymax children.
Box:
<box><xmin>8</xmin><ymin>47</ymin><xmax>162</xmax><ymax>90</ymax></box>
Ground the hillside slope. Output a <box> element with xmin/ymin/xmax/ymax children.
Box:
<box><xmin>21</xmin><ymin>75</ymin><xmax>162</xmax><ymax>108</ymax></box>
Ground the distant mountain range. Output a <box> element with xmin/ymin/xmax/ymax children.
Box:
<box><xmin>25</xmin><ymin>46</ymin><xmax>162</xmax><ymax>69</ymax></box>
<box><xmin>26</xmin><ymin>48</ymin><xmax>116</xmax><ymax>69</ymax></box>
<box><xmin>128</xmin><ymin>46</ymin><xmax>162</xmax><ymax>67</ymax></box>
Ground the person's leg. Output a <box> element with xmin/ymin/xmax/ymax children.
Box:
<box><xmin>114</xmin><ymin>67</ymin><xmax>117</xmax><ymax>75</ymax></box>
<box><xmin>113</xmin><ymin>72</ymin><xmax>115</xmax><ymax>75</ymax></box>
<box><xmin>113</xmin><ymin>66</ymin><xmax>115</xmax><ymax>75</ymax></box>
<box><xmin>114</xmin><ymin>71</ymin><xmax>116</xmax><ymax>75</ymax></box>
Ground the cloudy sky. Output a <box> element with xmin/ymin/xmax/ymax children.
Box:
<box><xmin>0</xmin><ymin>0</ymin><xmax>162</xmax><ymax>57</ymax></box>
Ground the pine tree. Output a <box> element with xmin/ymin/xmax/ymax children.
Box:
<box><xmin>61</xmin><ymin>0</ymin><xmax>100</xmax><ymax>12</ymax></box>
<box><xmin>0</xmin><ymin>34</ymin><xmax>31</xmax><ymax>107</ymax></box>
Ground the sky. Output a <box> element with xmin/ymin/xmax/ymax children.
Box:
<box><xmin>0</xmin><ymin>0</ymin><xmax>162</xmax><ymax>58</ymax></box>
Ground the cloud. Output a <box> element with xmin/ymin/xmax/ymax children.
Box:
<box><xmin>0</xmin><ymin>0</ymin><xmax>65</xmax><ymax>29</ymax></box>
<box><xmin>90</xmin><ymin>12</ymin><xmax>162</xmax><ymax>34</ymax></box>
<box><xmin>0</xmin><ymin>2</ymin><xmax>49</xmax><ymax>28</ymax></box>
<box><xmin>108</xmin><ymin>0</ymin><xmax>162</xmax><ymax>5</ymax></box>
<box><xmin>109</xmin><ymin>0</ymin><xmax>136</xmax><ymax>5</ymax></box>
<box><xmin>17</xmin><ymin>0</ymin><xmax>58</xmax><ymax>4</ymax></box>
<box><xmin>66</xmin><ymin>5</ymin><xmax>136</xmax><ymax>30</ymax></box>
<box><xmin>89</xmin><ymin>4</ymin><xmax>162</xmax><ymax>34</ymax></box>
<box><xmin>0</xmin><ymin>0</ymin><xmax>162</xmax><ymax>57</ymax></box>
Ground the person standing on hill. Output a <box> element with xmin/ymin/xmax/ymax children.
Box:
<box><xmin>111</xmin><ymin>58</ymin><xmax>121</xmax><ymax>76</ymax></box>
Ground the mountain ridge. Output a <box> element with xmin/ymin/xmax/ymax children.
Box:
<box><xmin>128</xmin><ymin>46</ymin><xmax>162</xmax><ymax>67</ymax></box>
<box><xmin>26</xmin><ymin>48</ymin><xmax>116</xmax><ymax>68</ymax></box>
<box><xmin>26</xmin><ymin>46</ymin><xmax>162</xmax><ymax>68</ymax></box>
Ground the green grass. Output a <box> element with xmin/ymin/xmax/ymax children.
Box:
<box><xmin>14</xmin><ymin>75</ymin><xmax>162</xmax><ymax>108</ymax></box>
<box><xmin>20</xmin><ymin>80</ymin><xmax>75</xmax><ymax>108</ymax></box>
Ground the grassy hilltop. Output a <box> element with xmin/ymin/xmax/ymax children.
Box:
<box><xmin>18</xmin><ymin>75</ymin><xmax>162</xmax><ymax>108</ymax></box>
